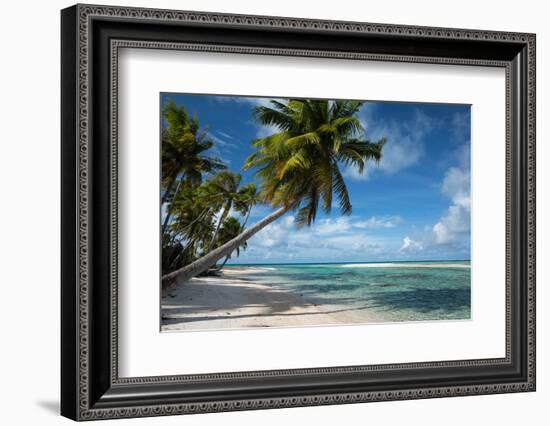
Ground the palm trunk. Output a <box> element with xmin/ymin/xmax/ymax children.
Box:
<box><xmin>215</xmin><ymin>254</ymin><xmax>231</xmax><ymax>272</ymax></box>
<box><xmin>161</xmin><ymin>171</ymin><xmax>179</xmax><ymax>205</ymax></box>
<box><xmin>207</xmin><ymin>204</ymin><xmax>229</xmax><ymax>252</ymax></box>
<box><xmin>161</xmin><ymin>178</ymin><xmax>183</xmax><ymax>236</ymax></box>
<box><xmin>162</xmin><ymin>205</ymin><xmax>290</xmax><ymax>288</ymax></box>
<box><xmin>207</xmin><ymin>205</ymin><xmax>250</xmax><ymax>271</ymax></box>
<box><xmin>242</xmin><ymin>206</ymin><xmax>252</xmax><ymax>227</ymax></box>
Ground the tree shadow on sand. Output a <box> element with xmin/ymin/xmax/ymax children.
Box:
<box><xmin>161</xmin><ymin>279</ymin><xmax>357</xmax><ymax>326</ymax></box>
<box><xmin>162</xmin><ymin>304</ymin><xmax>377</xmax><ymax>326</ymax></box>
<box><xmin>161</xmin><ymin>279</ymin><xmax>471</xmax><ymax>327</ymax></box>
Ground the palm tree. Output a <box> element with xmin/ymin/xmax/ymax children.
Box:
<box><xmin>201</xmin><ymin>172</ymin><xmax>256</xmax><ymax>252</ymax></box>
<box><xmin>237</xmin><ymin>183</ymin><xmax>260</xmax><ymax>228</ymax></box>
<box><xmin>161</xmin><ymin>99</ymin><xmax>226</xmax><ymax>235</ymax></box>
<box><xmin>213</xmin><ymin>217</ymin><xmax>249</xmax><ymax>271</ymax></box>
<box><xmin>162</xmin><ymin>99</ymin><xmax>385</xmax><ymax>287</ymax></box>
<box><xmin>161</xmin><ymin>181</ymin><xmax>216</xmax><ymax>273</ymax></box>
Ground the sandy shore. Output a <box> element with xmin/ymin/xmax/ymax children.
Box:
<box><xmin>161</xmin><ymin>267</ymin><xmax>382</xmax><ymax>331</ymax></box>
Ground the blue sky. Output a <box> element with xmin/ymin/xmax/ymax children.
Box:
<box><xmin>161</xmin><ymin>93</ymin><xmax>471</xmax><ymax>264</ymax></box>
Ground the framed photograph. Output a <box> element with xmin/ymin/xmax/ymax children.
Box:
<box><xmin>61</xmin><ymin>4</ymin><xmax>536</xmax><ymax>421</ymax></box>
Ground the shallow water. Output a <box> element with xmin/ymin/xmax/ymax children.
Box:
<box><xmin>235</xmin><ymin>261</ymin><xmax>471</xmax><ymax>323</ymax></box>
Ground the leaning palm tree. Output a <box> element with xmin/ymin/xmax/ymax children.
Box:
<box><xmin>201</xmin><ymin>172</ymin><xmax>257</xmax><ymax>252</ymax></box>
<box><xmin>161</xmin><ymin>181</ymin><xmax>216</xmax><ymax>273</ymax></box>
<box><xmin>162</xmin><ymin>99</ymin><xmax>385</xmax><ymax>287</ymax></box>
<box><xmin>214</xmin><ymin>217</ymin><xmax>249</xmax><ymax>271</ymax></box>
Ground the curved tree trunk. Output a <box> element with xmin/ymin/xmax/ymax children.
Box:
<box><xmin>161</xmin><ymin>171</ymin><xmax>179</xmax><ymax>205</ymax></box>
<box><xmin>162</xmin><ymin>205</ymin><xmax>289</xmax><ymax>288</ymax></box>
<box><xmin>206</xmin><ymin>204</ymin><xmax>230</xmax><ymax>252</ymax></box>
<box><xmin>215</xmin><ymin>254</ymin><xmax>231</xmax><ymax>272</ymax></box>
<box><xmin>161</xmin><ymin>177</ymin><xmax>183</xmax><ymax>236</ymax></box>
<box><xmin>242</xmin><ymin>206</ymin><xmax>252</xmax><ymax>227</ymax></box>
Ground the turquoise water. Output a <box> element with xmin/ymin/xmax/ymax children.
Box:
<box><xmin>236</xmin><ymin>261</ymin><xmax>471</xmax><ymax>323</ymax></box>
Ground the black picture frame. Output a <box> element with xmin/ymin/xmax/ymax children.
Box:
<box><xmin>61</xmin><ymin>4</ymin><xmax>536</xmax><ymax>421</ymax></box>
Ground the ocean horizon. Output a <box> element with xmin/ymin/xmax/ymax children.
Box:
<box><xmin>228</xmin><ymin>259</ymin><xmax>471</xmax><ymax>266</ymax></box>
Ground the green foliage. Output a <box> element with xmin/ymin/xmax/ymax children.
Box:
<box><xmin>217</xmin><ymin>217</ymin><xmax>247</xmax><ymax>254</ymax></box>
<box><xmin>161</xmin><ymin>98</ymin><xmax>386</xmax><ymax>277</ymax></box>
<box><xmin>160</xmin><ymin>101</ymin><xmax>259</xmax><ymax>273</ymax></box>
<box><xmin>161</xmin><ymin>99</ymin><xmax>226</xmax><ymax>195</ymax></box>
<box><xmin>244</xmin><ymin>99</ymin><xmax>386</xmax><ymax>227</ymax></box>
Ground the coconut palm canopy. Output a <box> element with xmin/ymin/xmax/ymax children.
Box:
<box><xmin>244</xmin><ymin>99</ymin><xmax>385</xmax><ymax>227</ymax></box>
<box><xmin>160</xmin><ymin>94</ymin><xmax>472</xmax><ymax>284</ymax></box>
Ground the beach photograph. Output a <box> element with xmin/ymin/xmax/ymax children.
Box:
<box><xmin>160</xmin><ymin>94</ymin><xmax>471</xmax><ymax>331</ymax></box>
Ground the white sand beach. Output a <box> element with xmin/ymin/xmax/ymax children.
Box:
<box><xmin>161</xmin><ymin>267</ymin><xmax>382</xmax><ymax>331</ymax></box>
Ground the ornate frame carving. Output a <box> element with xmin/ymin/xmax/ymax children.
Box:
<box><xmin>61</xmin><ymin>4</ymin><xmax>536</xmax><ymax>420</ymax></box>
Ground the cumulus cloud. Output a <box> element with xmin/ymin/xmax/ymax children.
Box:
<box><xmin>432</xmin><ymin>167</ymin><xmax>471</xmax><ymax>244</ymax></box>
<box><xmin>355</xmin><ymin>215</ymin><xmax>403</xmax><ymax>229</ymax></box>
<box><xmin>400</xmin><ymin>161</ymin><xmax>471</xmax><ymax>254</ymax></box>
<box><xmin>342</xmin><ymin>165</ymin><xmax>370</xmax><ymax>181</ymax></box>
<box><xmin>400</xmin><ymin>236</ymin><xmax>424</xmax><ymax>253</ymax></box>
<box><xmin>377</xmin><ymin>110</ymin><xmax>433</xmax><ymax>173</ymax></box>
<box><xmin>315</xmin><ymin>217</ymin><xmax>352</xmax><ymax>234</ymax></box>
<box><xmin>344</xmin><ymin>107</ymin><xmax>435</xmax><ymax>181</ymax></box>
<box><xmin>313</xmin><ymin>215</ymin><xmax>403</xmax><ymax>235</ymax></box>
<box><xmin>243</xmin><ymin>213</ymin><xmax>392</xmax><ymax>262</ymax></box>
<box><xmin>251</xmin><ymin>216</ymin><xmax>294</xmax><ymax>248</ymax></box>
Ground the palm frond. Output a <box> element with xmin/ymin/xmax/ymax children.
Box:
<box><xmin>252</xmin><ymin>106</ymin><xmax>294</xmax><ymax>130</ymax></box>
<box><xmin>285</xmin><ymin>132</ymin><xmax>321</xmax><ymax>149</ymax></box>
<box><xmin>332</xmin><ymin>166</ymin><xmax>352</xmax><ymax>215</ymax></box>
<box><xmin>278</xmin><ymin>149</ymin><xmax>312</xmax><ymax>178</ymax></box>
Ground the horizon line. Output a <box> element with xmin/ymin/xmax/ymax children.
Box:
<box><xmin>227</xmin><ymin>259</ymin><xmax>471</xmax><ymax>266</ymax></box>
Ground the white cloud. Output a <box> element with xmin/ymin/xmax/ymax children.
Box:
<box><xmin>255</xmin><ymin>123</ymin><xmax>280</xmax><ymax>139</ymax></box>
<box><xmin>454</xmin><ymin>143</ymin><xmax>471</xmax><ymax>171</ymax></box>
<box><xmin>343</xmin><ymin>106</ymin><xmax>435</xmax><ymax>180</ymax></box>
<box><xmin>342</xmin><ymin>165</ymin><xmax>370</xmax><ymax>181</ymax></box>
<box><xmin>378</xmin><ymin>136</ymin><xmax>423</xmax><ymax>174</ymax></box>
<box><xmin>312</xmin><ymin>215</ymin><xmax>403</xmax><ymax>235</ymax></box>
<box><xmin>251</xmin><ymin>217</ymin><xmax>292</xmax><ymax>248</ymax></box>
<box><xmin>207</xmin><ymin>132</ymin><xmax>231</xmax><ymax>147</ymax></box>
<box><xmin>243</xmin><ymin>97</ymin><xmax>274</xmax><ymax>108</ymax></box>
<box><xmin>243</xmin><ymin>213</ymin><xmax>391</xmax><ymax>261</ymax></box>
<box><xmin>400</xmin><ymin>236</ymin><xmax>424</xmax><ymax>253</ymax></box>
<box><xmin>399</xmin><ymin>165</ymin><xmax>471</xmax><ymax>253</ymax></box>
<box><xmin>327</xmin><ymin>234</ymin><xmax>382</xmax><ymax>252</ymax></box>
<box><xmin>214</xmin><ymin>95</ymin><xmax>273</xmax><ymax>108</ymax></box>
<box><xmin>315</xmin><ymin>217</ymin><xmax>352</xmax><ymax>234</ymax></box>
<box><xmin>355</xmin><ymin>215</ymin><xmax>403</xmax><ymax>229</ymax></box>
<box><xmin>377</xmin><ymin>110</ymin><xmax>433</xmax><ymax>174</ymax></box>
<box><xmin>441</xmin><ymin>167</ymin><xmax>470</xmax><ymax>209</ymax></box>
<box><xmin>215</xmin><ymin>130</ymin><xmax>234</xmax><ymax>139</ymax></box>
<box><xmin>432</xmin><ymin>167</ymin><xmax>471</xmax><ymax>244</ymax></box>
<box><xmin>433</xmin><ymin>205</ymin><xmax>470</xmax><ymax>244</ymax></box>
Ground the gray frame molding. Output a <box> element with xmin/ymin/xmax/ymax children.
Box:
<box><xmin>61</xmin><ymin>3</ymin><xmax>536</xmax><ymax>421</ymax></box>
<box><xmin>110</xmin><ymin>40</ymin><xmax>512</xmax><ymax>385</ymax></box>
